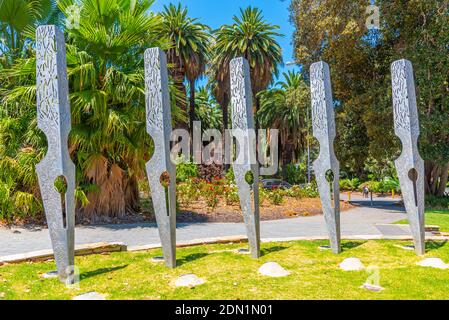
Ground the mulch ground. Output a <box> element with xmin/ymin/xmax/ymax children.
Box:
<box><xmin>174</xmin><ymin>197</ymin><xmax>354</xmax><ymax>223</ymax></box>
<box><xmin>1</xmin><ymin>197</ymin><xmax>354</xmax><ymax>227</ymax></box>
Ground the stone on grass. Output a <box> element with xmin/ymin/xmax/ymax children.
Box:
<box><xmin>150</xmin><ymin>256</ymin><xmax>165</xmax><ymax>263</ymax></box>
<box><xmin>394</xmin><ymin>244</ymin><xmax>415</xmax><ymax>251</ymax></box>
<box><xmin>236</xmin><ymin>248</ymin><xmax>250</xmax><ymax>254</ymax></box>
<box><xmin>416</xmin><ymin>258</ymin><xmax>449</xmax><ymax>269</ymax></box>
<box><xmin>319</xmin><ymin>245</ymin><xmax>331</xmax><ymax>251</ymax></box>
<box><xmin>41</xmin><ymin>270</ymin><xmax>59</xmax><ymax>279</ymax></box>
<box><xmin>339</xmin><ymin>258</ymin><xmax>365</xmax><ymax>271</ymax></box>
<box><xmin>73</xmin><ymin>292</ymin><xmax>106</xmax><ymax>300</ymax></box>
<box><xmin>174</xmin><ymin>274</ymin><xmax>205</xmax><ymax>287</ymax></box>
<box><xmin>258</xmin><ymin>262</ymin><xmax>291</xmax><ymax>277</ymax></box>
<box><xmin>360</xmin><ymin>283</ymin><xmax>384</xmax><ymax>292</ymax></box>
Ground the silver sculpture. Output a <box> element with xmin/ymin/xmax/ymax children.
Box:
<box><xmin>310</xmin><ymin>61</ymin><xmax>341</xmax><ymax>254</ymax></box>
<box><xmin>391</xmin><ymin>59</ymin><xmax>425</xmax><ymax>255</ymax></box>
<box><xmin>144</xmin><ymin>48</ymin><xmax>177</xmax><ymax>267</ymax></box>
<box><xmin>230</xmin><ymin>57</ymin><xmax>260</xmax><ymax>258</ymax></box>
<box><xmin>36</xmin><ymin>25</ymin><xmax>76</xmax><ymax>282</ymax></box>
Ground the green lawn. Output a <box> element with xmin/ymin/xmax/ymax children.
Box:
<box><xmin>396</xmin><ymin>210</ymin><xmax>449</xmax><ymax>232</ymax></box>
<box><xmin>1</xmin><ymin>240</ymin><xmax>449</xmax><ymax>300</ymax></box>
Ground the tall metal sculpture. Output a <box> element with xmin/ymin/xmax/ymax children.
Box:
<box><xmin>230</xmin><ymin>57</ymin><xmax>260</xmax><ymax>258</ymax></box>
<box><xmin>144</xmin><ymin>48</ymin><xmax>177</xmax><ymax>267</ymax></box>
<box><xmin>310</xmin><ymin>61</ymin><xmax>341</xmax><ymax>254</ymax></box>
<box><xmin>36</xmin><ymin>25</ymin><xmax>76</xmax><ymax>282</ymax></box>
<box><xmin>391</xmin><ymin>59</ymin><xmax>425</xmax><ymax>255</ymax></box>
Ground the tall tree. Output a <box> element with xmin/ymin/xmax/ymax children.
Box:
<box><xmin>158</xmin><ymin>3</ymin><xmax>211</xmax><ymax>134</ymax></box>
<box><xmin>0</xmin><ymin>0</ymin><xmax>185</xmax><ymax>222</ymax></box>
<box><xmin>210</xmin><ymin>6</ymin><xmax>283</xmax><ymax>140</ymax></box>
<box><xmin>0</xmin><ymin>0</ymin><xmax>61</xmax><ymax>65</ymax></box>
<box><xmin>291</xmin><ymin>0</ymin><xmax>449</xmax><ymax>195</ymax></box>
<box><xmin>257</xmin><ymin>70</ymin><xmax>310</xmax><ymax>177</ymax></box>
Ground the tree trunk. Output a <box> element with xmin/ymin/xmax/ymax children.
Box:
<box><xmin>424</xmin><ymin>161</ymin><xmax>449</xmax><ymax>196</ymax></box>
<box><xmin>437</xmin><ymin>162</ymin><xmax>449</xmax><ymax>196</ymax></box>
<box><xmin>189</xmin><ymin>79</ymin><xmax>196</xmax><ymax>157</ymax></box>
<box><xmin>76</xmin><ymin>163</ymin><xmax>139</xmax><ymax>223</ymax></box>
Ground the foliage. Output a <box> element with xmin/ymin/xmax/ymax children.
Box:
<box><xmin>266</xmin><ymin>189</ymin><xmax>285</xmax><ymax>205</ymax></box>
<box><xmin>176</xmin><ymin>159</ymin><xmax>198</xmax><ymax>183</ymax></box>
<box><xmin>177</xmin><ymin>178</ymin><xmax>200</xmax><ymax>207</ymax></box>
<box><xmin>0</xmin><ymin>0</ymin><xmax>187</xmax><ymax>222</ymax></box>
<box><xmin>339</xmin><ymin>178</ymin><xmax>360</xmax><ymax>191</ymax></box>
<box><xmin>425</xmin><ymin>197</ymin><xmax>449</xmax><ymax>211</ymax></box>
<box><xmin>224</xmin><ymin>184</ymin><xmax>239</xmax><ymax>206</ymax></box>
<box><xmin>158</xmin><ymin>3</ymin><xmax>211</xmax><ymax>131</ymax></box>
<box><xmin>198</xmin><ymin>163</ymin><xmax>223</xmax><ymax>182</ymax></box>
<box><xmin>193</xmin><ymin>86</ymin><xmax>222</xmax><ymax>131</ymax></box>
<box><xmin>287</xmin><ymin>182</ymin><xmax>320</xmax><ymax>198</ymax></box>
<box><xmin>283</xmin><ymin>163</ymin><xmax>307</xmax><ymax>185</ymax></box>
<box><xmin>257</xmin><ymin>70</ymin><xmax>311</xmax><ymax>173</ymax></box>
<box><xmin>291</xmin><ymin>0</ymin><xmax>449</xmax><ymax>195</ymax></box>
<box><xmin>209</xmin><ymin>6</ymin><xmax>283</xmax><ymax>137</ymax></box>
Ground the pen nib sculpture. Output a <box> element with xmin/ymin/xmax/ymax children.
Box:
<box><xmin>35</xmin><ymin>25</ymin><xmax>76</xmax><ymax>282</ymax></box>
<box><xmin>391</xmin><ymin>59</ymin><xmax>425</xmax><ymax>255</ymax></box>
<box><xmin>310</xmin><ymin>61</ymin><xmax>341</xmax><ymax>254</ymax></box>
<box><xmin>144</xmin><ymin>48</ymin><xmax>177</xmax><ymax>267</ymax></box>
<box><xmin>230</xmin><ymin>57</ymin><xmax>260</xmax><ymax>258</ymax></box>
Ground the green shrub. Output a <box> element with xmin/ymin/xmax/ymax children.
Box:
<box><xmin>224</xmin><ymin>185</ymin><xmax>240</xmax><ymax>205</ymax></box>
<box><xmin>267</xmin><ymin>189</ymin><xmax>285</xmax><ymax>205</ymax></box>
<box><xmin>379</xmin><ymin>177</ymin><xmax>401</xmax><ymax>194</ymax></box>
<box><xmin>339</xmin><ymin>178</ymin><xmax>360</xmax><ymax>191</ymax></box>
<box><xmin>426</xmin><ymin>195</ymin><xmax>449</xmax><ymax>210</ymax></box>
<box><xmin>176</xmin><ymin>160</ymin><xmax>198</xmax><ymax>183</ymax></box>
<box><xmin>360</xmin><ymin>181</ymin><xmax>381</xmax><ymax>193</ymax></box>
<box><xmin>177</xmin><ymin>179</ymin><xmax>200</xmax><ymax>206</ymax></box>
<box><xmin>284</xmin><ymin>163</ymin><xmax>306</xmax><ymax>185</ymax></box>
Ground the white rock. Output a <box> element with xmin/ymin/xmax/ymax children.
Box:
<box><xmin>360</xmin><ymin>283</ymin><xmax>384</xmax><ymax>292</ymax></box>
<box><xmin>174</xmin><ymin>274</ymin><xmax>206</xmax><ymax>287</ymax></box>
<box><xmin>258</xmin><ymin>262</ymin><xmax>291</xmax><ymax>277</ymax></box>
<box><xmin>339</xmin><ymin>258</ymin><xmax>365</xmax><ymax>271</ymax></box>
<box><xmin>73</xmin><ymin>292</ymin><xmax>106</xmax><ymax>300</ymax></box>
<box><xmin>416</xmin><ymin>258</ymin><xmax>449</xmax><ymax>269</ymax></box>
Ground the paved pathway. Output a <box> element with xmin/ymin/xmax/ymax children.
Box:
<box><xmin>0</xmin><ymin>194</ymin><xmax>410</xmax><ymax>256</ymax></box>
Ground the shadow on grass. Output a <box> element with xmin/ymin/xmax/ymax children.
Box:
<box><xmin>426</xmin><ymin>240</ymin><xmax>447</xmax><ymax>252</ymax></box>
<box><xmin>341</xmin><ymin>241</ymin><xmax>367</xmax><ymax>252</ymax></box>
<box><xmin>177</xmin><ymin>253</ymin><xmax>209</xmax><ymax>266</ymax></box>
<box><xmin>261</xmin><ymin>245</ymin><xmax>289</xmax><ymax>256</ymax></box>
<box><xmin>80</xmin><ymin>265</ymin><xmax>128</xmax><ymax>281</ymax></box>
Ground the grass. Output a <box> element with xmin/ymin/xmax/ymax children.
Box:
<box><xmin>1</xmin><ymin>240</ymin><xmax>449</xmax><ymax>300</ymax></box>
<box><xmin>396</xmin><ymin>210</ymin><xmax>449</xmax><ymax>232</ymax></box>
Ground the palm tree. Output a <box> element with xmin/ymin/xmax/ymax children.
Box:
<box><xmin>194</xmin><ymin>86</ymin><xmax>222</xmax><ymax>132</ymax></box>
<box><xmin>257</xmin><ymin>70</ymin><xmax>310</xmax><ymax>178</ymax></box>
<box><xmin>210</xmin><ymin>6</ymin><xmax>283</xmax><ymax>137</ymax></box>
<box><xmin>0</xmin><ymin>0</ymin><xmax>186</xmax><ymax>222</ymax></box>
<box><xmin>0</xmin><ymin>0</ymin><xmax>61</xmax><ymax>65</ymax></box>
<box><xmin>158</xmin><ymin>3</ymin><xmax>211</xmax><ymax>136</ymax></box>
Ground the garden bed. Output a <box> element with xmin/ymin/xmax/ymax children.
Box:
<box><xmin>174</xmin><ymin>197</ymin><xmax>354</xmax><ymax>223</ymax></box>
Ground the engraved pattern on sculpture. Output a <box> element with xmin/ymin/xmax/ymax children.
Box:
<box><xmin>310</xmin><ymin>61</ymin><xmax>341</xmax><ymax>254</ymax></box>
<box><xmin>36</xmin><ymin>25</ymin><xmax>75</xmax><ymax>282</ymax></box>
<box><xmin>391</xmin><ymin>59</ymin><xmax>425</xmax><ymax>255</ymax></box>
<box><xmin>230</xmin><ymin>57</ymin><xmax>260</xmax><ymax>259</ymax></box>
<box><xmin>144</xmin><ymin>47</ymin><xmax>177</xmax><ymax>267</ymax></box>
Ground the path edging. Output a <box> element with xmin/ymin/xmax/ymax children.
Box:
<box><xmin>2</xmin><ymin>234</ymin><xmax>448</xmax><ymax>265</ymax></box>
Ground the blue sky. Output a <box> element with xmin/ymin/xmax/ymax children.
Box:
<box><xmin>151</xmin><ymin>0</ymin><xmax>300</xmax><ymax>85</ymax></box>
